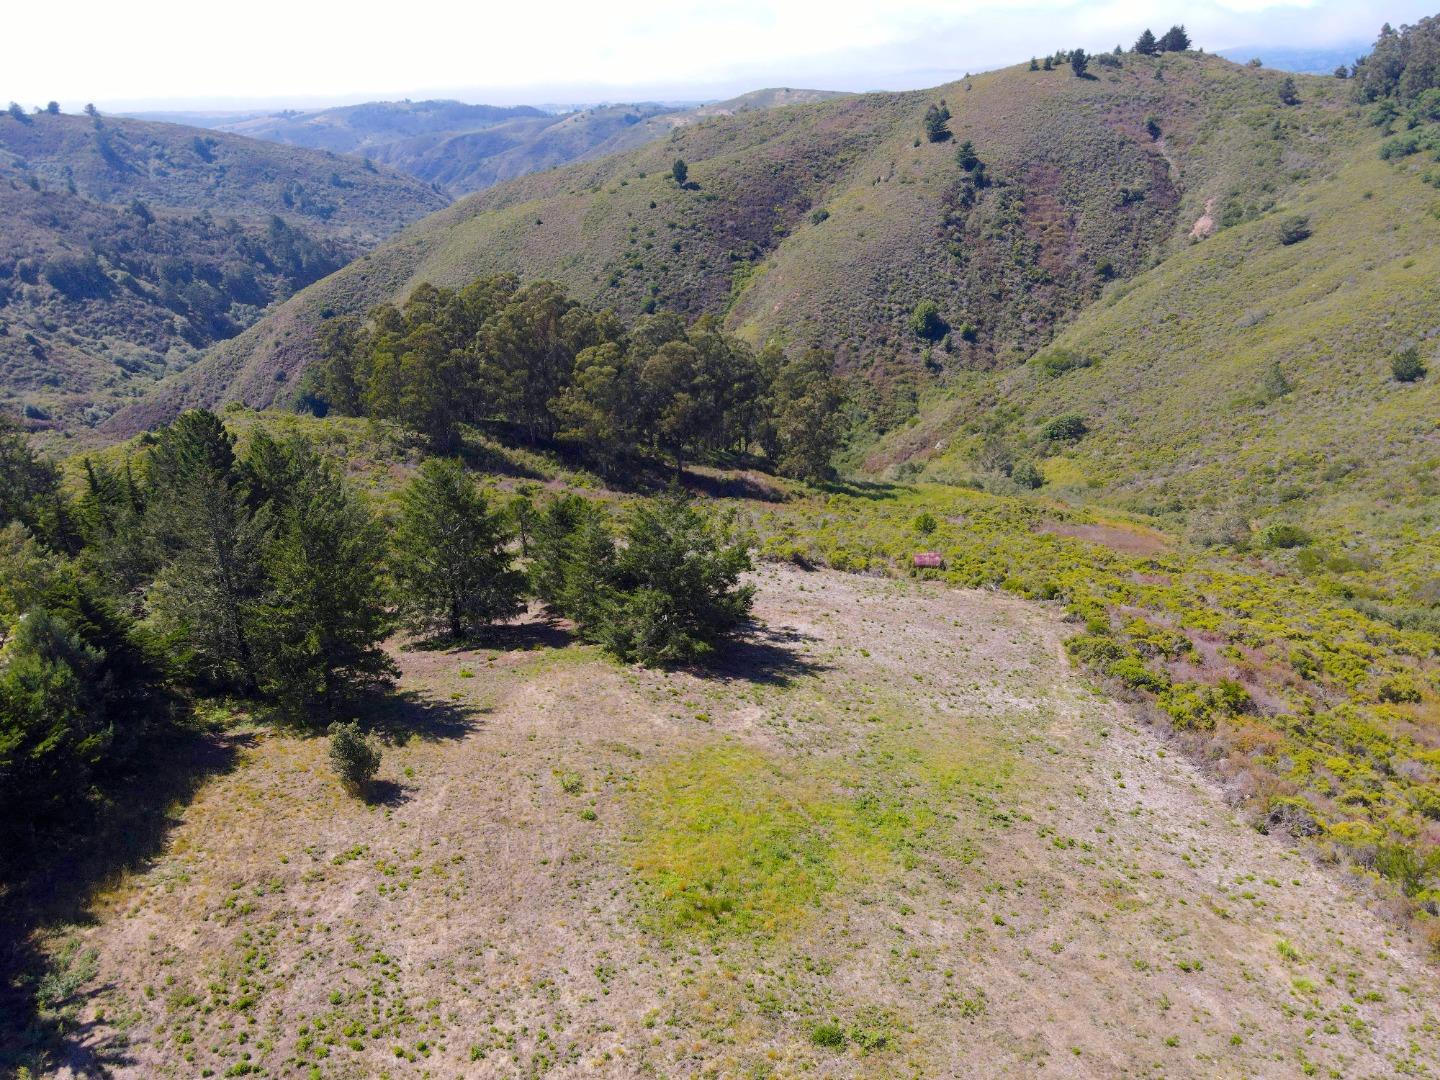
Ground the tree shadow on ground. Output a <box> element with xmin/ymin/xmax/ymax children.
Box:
<box><xmin>0</xmin><ymin>724</ymin><xmax>248</xmax><ymax>1078</ymax></box>
<box><xmin>400</xmin><ymin>619</ymin><xmax>574</xmax><ymax>655</ymax></box>
<box><xmin>361</xmin><ymin>687</ymin><xmax>486</xmax><ymax>744</ymax></box>
<box><xmin>365</xmin><ymin>778</ymin><xmax>412</xmax><ymax>807</ymax></box>
<box><xmin>690</xmin><ymin>622</ymin><xmax>830</xmax><ymax>688</ymax></box>
<box><xmin>681</xmin><ymin>467</ymin><xmax>790</xmax><ymax>503</ymax></box>
<box><xmin>815</xmin><ymin>477</ymin><xmax>903</xmax><ymax>502</ymax></box>
<box><xmin>456</xmin><ymin>434</ymin><xmax>546</xmax><ymax>481</ymax></box>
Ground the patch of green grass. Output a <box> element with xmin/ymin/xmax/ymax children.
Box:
<box><xmin>629</xmin><ymin>734</ymin><xmax>1008</xmax><ymax>939</ymax></box>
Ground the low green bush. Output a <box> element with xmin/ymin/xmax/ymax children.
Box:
<box><xmin>328</xmin><ymin>721</ymin><xmax>380</xmax><ymax>796</ymax></box>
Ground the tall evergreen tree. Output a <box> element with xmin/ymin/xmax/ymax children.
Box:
<box><xmin>392</xmin><ymin>459</ymin><xmax>524</xmax><ymax>639</ymax></box>
<box><xmin>1134</xmin><ymin>28</ymin><xmax>1158</xmax><ymax>55</ymax></box>
<box><xmin>1158</xmin><ymin>25</ymin><xmax>1191</xmax><ymax>52</ymax></box>
<box><xmin>254</xmin><ymin>449</ymin><xmax>394</xmax><ymax>715</ymax></box>
<box><xmin>528</xmin><ymin>494</ymin><xmax>616</xmax><ymax>631</ymax></box>
<box><xmin>597</xmin><ymin>492</ymin><xmax>754</xmax><ymax>665</ymax></box>
<box><xmin>923</xmin><ymin>100</ymin><xmax>952</xmax><ymax>142</ymax></box>
<box><xmin>145</xmin><ymin>411</ymin><xmax>266</xmax><ymax>692</ymax></box>
<box><xmin>0</xmin><ymin>415</ymin><xmax>71</xmax><ymax>550</ymax></box>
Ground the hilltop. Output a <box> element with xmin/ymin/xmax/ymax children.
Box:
<box><xmin>0</xmin><ymin>109</ymin><xmax>448</xmax><ymax>429</ymax></box>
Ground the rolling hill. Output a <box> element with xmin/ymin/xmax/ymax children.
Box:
<box><xmin>193</xmin><ymin>91</ymin><xmax>848</xmax><ymax>197</ymax></box>
<box><xmin>115</xmin><ymin>52</ymin><xmax>1352</xmax><ymax>431</ymax></box>
<box><xmin>106</xmin><ymin>45</ymin><xmax>1440</xmax><ymax>595</ymax></box>
<box><xmin>208</xmin><ymin>99</ymin><xmax>548</xmax><ymax>155</ymax></box>
<box><xmin>0</xmin><ymin>109</ymin><xmax>448</xmax><ymax>430</ymax></box>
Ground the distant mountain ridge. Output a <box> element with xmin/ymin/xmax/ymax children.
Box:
<box><xmin>1218</xmin><ymin>44</ymin><xmax>1370</xmax><ymax>74</ymax></box>
<box><xmin>212</xmin><ymin>100</ymin><xmax>548</xmax><ymax>155</ymax></box>
<box><xmin>143</xmin><ymin>91</ymin><xmax>850</xmax><ymax>196</ymax></box>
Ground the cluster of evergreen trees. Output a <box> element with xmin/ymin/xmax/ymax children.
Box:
<box><xmin>307</xmin><ymin>275</ymin><xmax>846</xmax><ymax>482</ymax></box>
<box><xmin>1133</xmin><ymin>26</ymin><xmax>1191</xmax><ymax>55</ymax></box>
<box><xmin>0</xmin><ymin>410</ymin><xmax>755</xmax><ymax>850</ymax></box>
<box><xmin>1351</xmin><ymin>17</ymin><xmax>1440</xmax><ymax>105</ymax></box>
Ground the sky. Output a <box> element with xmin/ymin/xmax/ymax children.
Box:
<box><xmin>7</xmin><ymin>0</ymin><xmax>1432</xmax><ymax>112</ymax></box>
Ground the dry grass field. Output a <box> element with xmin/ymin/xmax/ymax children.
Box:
<box><xmin>34</xmin><ymin>565</ymin><xmax>1440</xmax><ymax>1079</ymax></box>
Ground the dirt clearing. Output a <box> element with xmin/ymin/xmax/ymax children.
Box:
<box><xmin>41</xmin><ymin>566</ymin><xmax>1440</xmax><ymax>1078</ymax></box>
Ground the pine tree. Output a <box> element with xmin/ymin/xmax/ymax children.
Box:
<box><xmin>1134</xmin><ymin>29</ymin><xmax>1158</xmax><ymax>55</ymax></box>
<box><xmin>392</xmin><ymin>459</ymin><xmax>523</xmax><ymax>639</ymax></box>
<box><xmin>1070</xmin><ymin>49</ymin><xmax>1090</xmax><ymax>77</ymax></box>
<box><xmin>1158</xmin><ymin>25</ymin><xmax>1191</xmax><ymax>52</ymax></box>
<box><xmin>1278</xmin><ymin>76</ymin><xmax>1300</xmax><ymax>106</ymax></box>
<box><xmin>923</xmin><ymin>101</ymin><xmax>952</xmax><ymax>142</ymax></box>
<box><xmin>597</xmin><ymin>492</ymin><xmax>754</xmax><ymax>665</ymax></box>
<box><xmin>671</xmin><ymin>158</ymin><xmax>688</xmax><ymax>186</ymax></box>
<box><xmin>145</xmin><ymin>411</ymin><xmax>266</xmax><ymax>692</ymax></box>
<box><xmin>254</xmin><ymin>451</ymin><xmax>394</xmax><ymax>715</ymax></box>
<box><xmin>529</xmin><ymin>494</ymin><xmax>616</xmax><ymax>630</ymax></box>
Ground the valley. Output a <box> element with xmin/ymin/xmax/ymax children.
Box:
<box><xmin>3</xmin><ymin>12</ymin><xmax>1439</xmax><ymax>1079</ymax></box>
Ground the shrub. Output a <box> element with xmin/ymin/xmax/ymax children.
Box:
<box><xmin>1276</xmin><ymin>215</ymin><xmax>1311</xmax><ymax>245</ymax></box>
<box><xmin>1376</xmin><ymin>673</ymin><xmax>1423</xmax><ymax>704</ymax></box>
<box><xmin>1265</xmin><ymin>797</ymin><xmax>1323</xmax><ymax>838</ymax></box>
<box><xmin>1065</xmin><ymin>634</ymin><xmax>1124</xmax><ymax>667</ymax></box>
<box><xmin>908</xmin><ymin>299</ymin><xmax>948</xmax><ymax>341</ymax></box>
<box><xmin>1108</xmin><ymin>656</ymin><xmax>1171</xmax><ymax>692</ymax></box>
<box><xmin>1033</xmin><ymin>349</ymin><xmax>1092</xmax><ymax>378</ymax></box>
<box><xmin>1256</xmin><ymin>523</ymin><xmax>1311</xmax><ymax>549</ymax></box>
<box><xmin>809</xmin><ymin>208</ymin><xmax>829</xmax><ymax>225</ymax></box>
<box><xmin>42</xmin><ymin>254</ymin><xmax>111</xmax><ymax>300</ymax></box>
<box><xmin>1391</xmin><ymin>347</ymin><xmax>1428</xmax><ymax>382</ymax></box>
<box><xmin>912</xmin><ymin>512</ymin><xmax>938</xmax><ymax>535</ymax></box>
<box><xmin>1011</xmin><ymin>461</ymin><xmax>1045</xmax><ymax>489</ymax></box>
<box><xmin>328</xmin><ymin>721</ymin><xmax>380</xmax><ymax>795</ymax></box>
<box><xmin>1040</xmin><ymin>414</ymin><xmax>1088</xmax><ymax>441</ymax></box>
<box><xmin>810</xmin><ymin>1022</ymin><xmax>847</xmax><ymax>1049</ymax></box>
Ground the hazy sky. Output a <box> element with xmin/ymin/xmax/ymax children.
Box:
<box><xmin>8</xmin><ymin>0</ymin><xmax>1429</xmax><ymax>111</ymax></box>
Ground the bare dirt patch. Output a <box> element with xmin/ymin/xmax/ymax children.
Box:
<box><xmin>1038</xmin><ymin>520</ymin><xmax>1170</xmax><ymax>556</ymax></box>
<box><xmin>39</xmin><ymin>567</ymin><xmax>1440</xmax><ymax>1078</ymax></box>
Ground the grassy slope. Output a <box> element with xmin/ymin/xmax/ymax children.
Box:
<box><xmin>875</xmin><ymin>115</ymin><xmax>1439</xmax><ymax>601</ymax></box>
<box><xmin>108</xmin><ymin>54</ymin><xmax>1340</xmax><ymax>435</ymax></box>
<box><xmin>18</xmin><ymin>564</ymin><xmax>1439</xmax><ymax>1078</ymax></box>
<box><xmin>0</xmin><ymin>112</ymin><xmax>448</xmax><ymax>431</ymax></box>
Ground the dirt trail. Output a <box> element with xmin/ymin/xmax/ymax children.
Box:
<box><xmin>47</xmin><ymin>567</ymin><xmax>1440</xmax><ymax>1078</ymax></box>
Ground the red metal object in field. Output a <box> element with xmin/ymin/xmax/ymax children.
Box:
<box><xmin>913</xmin><ymin>552</ymin><xmax>944</xmax><ymax>569</ymax></box>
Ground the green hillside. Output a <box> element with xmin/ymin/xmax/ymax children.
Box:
<box><xmin>369</xmin><ymin>103</ymin><xmax>675</xmax><ymax>194</ymax></box>
<box><xmin>866</xmin><ymin>105</ymin><xmax>1439</xmax><ymax>609</ymax></box>
<box><xmin>0</xmin><ymin>110</ymin><xmax>448</xmax><ymax>431</ymax></box>
<box><xmin>112</xmin><ymin>51</ymin><xmax>1350</xmax><ymax>435</ymax></box>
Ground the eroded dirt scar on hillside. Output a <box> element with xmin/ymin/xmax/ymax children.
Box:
<box><xmin>40</xmin><ymin>568</ymin><xmax>1440</xmax><ymax>1078</ymax></box>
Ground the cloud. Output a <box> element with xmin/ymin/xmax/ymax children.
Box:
<box><xmin>7</xmin><ymin>0</ymin><xmax>1429</xmax><ymax>111</ymax></box>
